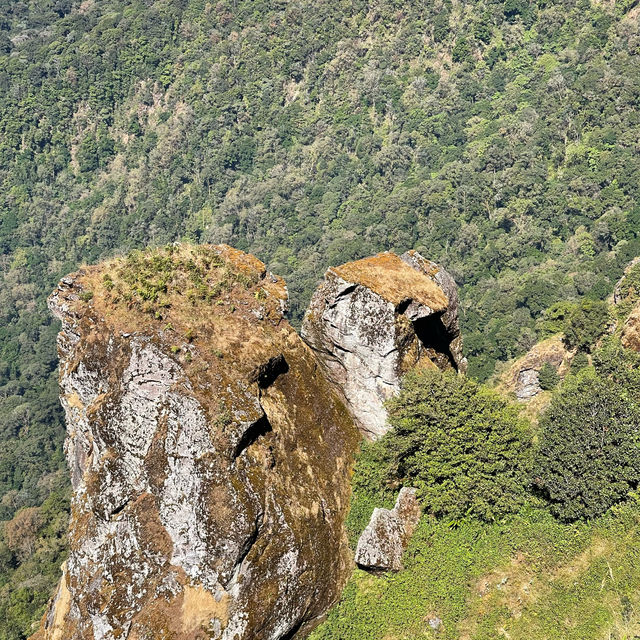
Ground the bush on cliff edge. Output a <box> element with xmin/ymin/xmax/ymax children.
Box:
<box><xmin>357</xmin><ymin>369</ymin><xmax>533</xmax><ymax>523</ymax></box>
<box><xmin>535</xmin><ymin>362</ymin><xmax>640</xmax><ymax>522</ymax></box>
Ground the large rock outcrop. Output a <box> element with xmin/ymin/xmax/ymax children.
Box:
<box><xmin>495</xmin><ymin>336</ymin><xmax>571</xmax><ymax>402</ymax></box>
<box><xmin>301</xmin><ymin>251</ymin><xmax>466</xmax><ymax>439</ymax></box>
<box><xmin>32</xmin><ymin>245</ymin><xmax>359</xmax><ymax>640</ymax></box>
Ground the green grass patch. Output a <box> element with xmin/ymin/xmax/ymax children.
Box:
<box><xmin>312</xmin><ymin>500</ymin><xmax>640</xmax><ymax>640</ymax></box>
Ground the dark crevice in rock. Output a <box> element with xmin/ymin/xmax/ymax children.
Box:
<box><xmin>328</xmin><ymin>283</ymin><xmax>358</xmax><ymax>306</ymax></box>
<box><xmin>109</xmin><ymin>497</ymin><xmax>132</xmax><ymax>520</ymax></box>
<box><xmin>280</xmin><ymin>618</ymin><xmax>305</xmax><ymax>640</ymax></box>
<box><xmin>395</xmin><ymin>298</ymin><xmax>412</xmax><ymax>315</ymax></box>
<box><xmin>233</xmin><ymin>414</ymin><xmax>273</xmax><ymax>459</ymax></box>
<box><xmin>355</xmin><ymin>562</ymin><xmax>388</xmax><ymax>574</ymax></box>
<box><xmin>251</xmin><ymin>354</ymin><xmax>289</xmax><ymax>389</ymax></box>
<box><xmin>224</xmin><ymin>510</ymin><xmax>265</xmax><ymax>589</ymax></box>
<box><xmin>412</xmin><ymin>312</ymin><xmax>457</xmax><ymax>370</ymax></box>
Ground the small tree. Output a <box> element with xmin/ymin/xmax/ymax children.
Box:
<box><xmin>379</xmin><ymin>369</ymin><xmax>532</xmax><ymax>522</ymax></box>
<box><xmin>452</xmin><ymin>38</ymin><xmax>471</xmax><ymax>63</ymax></box>
<box><xmin>563</xmin><ymin>299</ymin><xmax>610</xmax><ymax>352</ymax></box>
<box><xmin>538</xmin><ymin>362</ymin><xmax>560</xmax><ymax>391</ymax></box>
<box><xmin>4</xmin><ymin>507</ymin><xmax>43</xmax><ymax>560</ymax></box>
<box><xmin>570</xmin><ymin>351</ymin><xmax>590</xmax><ymax>373</ymax></box>
<box><xmin>535</xmin><ymin>368</ymin><xmax>640</xmax><ymax>521</ymax></box>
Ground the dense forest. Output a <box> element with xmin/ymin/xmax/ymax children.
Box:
<box><xmin>1</xmin><ymin>0</ymin><xmax>640</xmax><ymax>636</ymax></box>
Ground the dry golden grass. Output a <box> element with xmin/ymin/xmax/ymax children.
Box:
<box><xmin>67</xmin><ymin>244</ymin><xmax>290</xmax><ymax>386</ymax></box>
<box><xmin>181</xmin><ymin>584</ymin><xmax>230</xmax><ymax>633</ymax></box>
<box><xmin>331</xmin><ymin>252</ymin><xmax>448</xmax><ymax>310</ymax></box>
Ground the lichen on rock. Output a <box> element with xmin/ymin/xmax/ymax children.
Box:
<box><xmin>32</xmin><ymin>244</ymin><xmax>359</xmax><ymax>640</ymax></box>
<box><xmin>301</xmin><ymin>251</ymin><xmax>466</xmax><ymax>439</ymax></box>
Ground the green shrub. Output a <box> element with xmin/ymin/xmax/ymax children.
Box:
<box><xmin>536</xmin><ymin>301</ymin><xmax>576</xmax><ymax>340</ymax></box>
<box><xmin>535</xmin><ymin>367</ymin><xmax>640</xmax><ymax>521</ymax></box>
<box><xmin>570</xmin><ymin>351</ymin><xmax>590</xmax><ymax>373</ymax></box>
<box><xmin>375</xmin><ymin>369</ymin><xmax>533</xmax><ymax>522</ymax></box>
<box><xmin>538</xmin><ymin>362</ymin><xmax>560</xmax><ymax>391</ymax></box>
<box><xmin>563</xmin><ymin>299</ymin><xmax>610</xmax><ymax>352</ymax></box>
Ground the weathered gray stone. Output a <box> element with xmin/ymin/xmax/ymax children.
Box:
<box><xmin>516</xmin><ymin>368</ymin><xmax>540</xmax><ymax>400</ymax></box>
<box><xmin>302</xmin><ymin>251</ymin><xmax>466</xmax><ymax>439</ymax></box>
<box><xmin>354</xmin><ymin>488</ymin><xmax>421</xmax><ymax>572</ymax></box>
<box><xmin>33</xmin><ymin>245</ymin><xmax>359</xmax><ymax>640</ymax></box>
<box><xmin>427</xmin><ymin>616</ymin><xmax>443</xmax><ymax>630</ymax></box>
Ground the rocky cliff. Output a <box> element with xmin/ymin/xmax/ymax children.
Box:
<box><xmin>32</xmin><ymin>244</ymin><xmax>359</xmax><ymax>640</ymax></box>
<box><xmin>611</xmin><ymin>258</ymin><xmax>640</xmax><ymax>352</ymax></box>
<box><xmin>495</xmin><ymin>336</ymin><xmax>571</xmax><ymax>401</ymax></box>
<box><xmin>301</xmin><ymin>251</ymin><xmax>466</xmax><ymax>439</ymax></box>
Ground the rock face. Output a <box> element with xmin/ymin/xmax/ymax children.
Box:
<box><xmin>354</xmin><ymin>488</ymin><xmax>421</xmax><ymax>572</ymax></box>
<box><xmin>301</xmin><ymin>251</ymin><xmax>466</xmax><ymax>439</ymax></box>
<box><xmin>613</xmin><ymin>257</ymin><xmax>640</xmax><ymax>305</ymax></box>
<box><xmin>497</xmin><ymin>336</ymin><xmax>571</xmax><ymax>402</ymax></box>
<box><xmin>622</xmin><ymin>306</ymin><xmax>640</xmax><ymax>352</ymax></box>
<box><xmin>612</xmin><ymin>258</ymin><xmax>640</xmax><ymax>351</ymax></box>
<box><xmin>32</xmin><ymin>245</ymin><xmax>359</xmax><ymax>640</ymax></box>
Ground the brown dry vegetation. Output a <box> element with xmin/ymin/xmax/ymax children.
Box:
<box><xmin>332</xmin><ymin>252</ymin><xmax>448</xmax><ymax>310</ymax></box>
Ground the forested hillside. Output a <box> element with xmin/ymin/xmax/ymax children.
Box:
<box><xmin>1</xmin><ymin>0</ymin><xmax>640</xmax><ymax>636</ymax></box>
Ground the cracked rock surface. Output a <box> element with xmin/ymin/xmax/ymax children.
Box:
<box><xmin>31</xmin><ymin>245</ymin><xmax>359</xmax><ymax>640</ymax></box>
<box><xmin>302</xmin><ymin>251</ymin><xmax>466</xmax><ymax>439</ymax></box>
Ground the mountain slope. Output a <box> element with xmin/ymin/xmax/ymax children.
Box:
<box><xmin>2</xmin><ymin>0</ymin><xmax>640</xmax><ymax>636</ymax></box>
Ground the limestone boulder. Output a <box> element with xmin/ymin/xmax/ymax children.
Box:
<box><xmin>354</xmin><ymin>488</ymin><xmax>421</xmax><ymax>572</ymax></box>
<box><xmin>32</xmin><ymin>244</ymin><xmax>359</xmax><ymax>640</ymax></box>
<box><xmin>301</xmin><ymin>251</ymin><xmax>466</xmax><ymax>439</ymax></box>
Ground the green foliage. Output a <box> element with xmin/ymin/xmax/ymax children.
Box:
<box><xmin>0</xmin><ymin>481</ymin><xmax>69</xmax><ymax>640</ymax></box>
<box><xmin>452</xmin><ymin>38</ymin><xmax>471</xmax><ymax>63</ymax></box>
<box><xmin>563</xmin><ymin>299</ymin><xmax>610</xmax><ymax>352</ymax></box>
<box><xmin>536</xmin><ymin>302</ymin><xmax>576</xmax><ymax>340</ymax></box>
<box><xmin>109</xmin><ymin>244</ymin><xmax>239</xmax><ymax>313</ymax></box>
<box><xmin>538</xmin><ymin>362</ymin><xmax>560</xmax><ymax>391</ymax></box>
<box><xmin>374</xmin><ymin>370</ymin><xmax>532</xmax><ymax>522</ymax></box>
<box><xmin>312</xmin><ymin>501</ymin><xmax>640</xmax><ymax>640</ymax></box>
<box><xmin>504</xmin><ymin>0</ymin><xmax>528</xmax><ymax>20</ymax></box>
<box><xmin>535</xmin><ymin>366</ymin><xmax>640</xmax><ymax>522</ymax></box>
<box><xmin>570</xmin><ymin>351</ymin><xmax>590</xmax><ymax>373</ymax></box>
<box><xmin>345</xmin><ymin>440</ymin><xmax>395</xmax><ymax>546</ymax></box>
<box><xmin>1</xmin><ymin>0</ymin><xmax>640</xmax><ymax>633</ymax></box>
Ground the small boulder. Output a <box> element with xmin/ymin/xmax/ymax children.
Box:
<box><xmin>354</xmin><ymin>488</ymin><xmax>421</xmax><ymax>572</ymax></box>
<box><xmin>427</xmin><ymin>616</ymin><xmax>443</xmax><ymax>631</ymax></box>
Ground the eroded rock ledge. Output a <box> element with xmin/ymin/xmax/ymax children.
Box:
<box><xmin>301</xmin><ymin>251</ymin><xmax>466</xmax><ymax>439</ymax></box>
<box><xmin>31</xmin><ymin>245</ymin><xmax>359</xmax><ymax>640</ymax></box>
